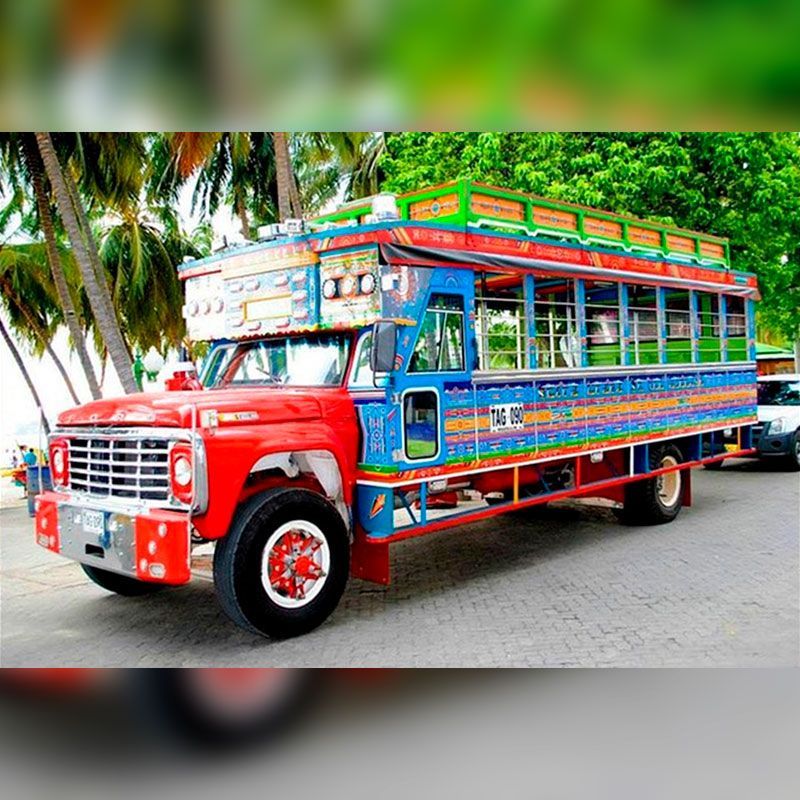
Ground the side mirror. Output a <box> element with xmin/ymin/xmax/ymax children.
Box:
<box><xmin>370</xmin><ymin>320</ymin><xmax>397</xmax><ymax>376</ymax></box>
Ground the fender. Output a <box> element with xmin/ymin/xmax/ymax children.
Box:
<box><xmin>192</xmin><ymin>419</ymin><xmax>358</xmax><ymax>540</ymax></box>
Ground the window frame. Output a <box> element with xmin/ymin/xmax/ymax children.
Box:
<box><xmin>401</xmin><ymin>387</ymin><xmax>441</xmax><ymax>462</ymax></box>
<box><xmin>408</xmin><ymin>293</ymin><xmax>466</xmax><ymax>375</ymax></box>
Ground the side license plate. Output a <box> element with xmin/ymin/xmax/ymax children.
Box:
<box><xmin>82</xmin><ymin>509</ymin><xmax>105</xmax><ymax>537</ymax></box>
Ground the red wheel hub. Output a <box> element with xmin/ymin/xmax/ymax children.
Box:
<box><xmin>267</xmin><ymin>530</ymin><xmax>324</xmax><ymax>600</ymax></box>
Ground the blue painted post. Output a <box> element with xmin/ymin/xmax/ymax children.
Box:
<box><xmin>656</xmin><ymin>286</ymin><xmax>667</xmax><ymax>365</ymax></box>
<box><xmin>576</xmin><ymin>279</ymin><xmax>588</xmax><ymax>368</ymax></box>
<box><xmin>619</xmin><ymin>283</ymin><xmax>631</xmax><ymax>366</ymax></box>
<box><xmin>689</xmin><ymin>290</ymin><xmax>700</xmax><ymax>364</ymax></box>
<box><xmin>524</xmin><ymin>273</ymin><xmax>537</xmax><ymax>369</ymax></box>
<box><xmin>718</xmin><ymin>294</ymin><xmax>728</xmax><ymax>363</ymax></box>
<box><xmin>419</xmin><ymin>481</ymin><xmax>428</xmax><ymax>526</ymax></box>
<box><xmin>746</xmin><ymin>298</ymin><xmax>757</xmax><ymax>362</ymax></box>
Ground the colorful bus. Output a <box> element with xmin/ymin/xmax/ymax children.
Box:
<box><xmin>34</xmin><ymin>180</ymin><xmax>758</xmax><ymax>638</ymax></box>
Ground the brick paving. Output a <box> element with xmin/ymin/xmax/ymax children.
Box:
<box><xmin>1</xmin><ymin>458</ymin><xmax>797</xmax><ymax>666</ymax></box>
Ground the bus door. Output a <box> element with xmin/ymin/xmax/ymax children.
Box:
<box><xmin>396</xmin><ymin>284</ymin><xmax>474</xmax><ymax>473</ymax></box>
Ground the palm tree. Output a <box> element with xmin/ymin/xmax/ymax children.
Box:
<box><xmin>0</xmin><ymin>316</ymin><xmax>50</xmax><ymax>435</ymax></box>
<box><xmin>35</xmin><ymin>132</ymin><xmax>138</xmax><ymax>394</ymax></box>
<box><xmin>99</xmin><ymin>203</ymin><xmax>202</xmax><ymax>352</ymax></box>
<box><xmin>0</xmin><ymin>246</ymin><xmax>80</xmax><ymax>404</ymax></box>
<box><xmin>0</xmin><ymin>133</ymin><xmax>102</xmax><ymax>399</ymax></box>
<box><xmin>155</xmin><ymin>132</ymin><xmax>277</xmax><ymax>238</ymax></box>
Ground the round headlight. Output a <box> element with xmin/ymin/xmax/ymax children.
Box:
<box><xmin>173</xmin><ymin>455</ymin><xmax>192</xmax><ymax>487</ymax></box>
<box><xmin>52</xmin><ymin>448</ymin><xmax>64</xmax><ymax>474</ymax></box>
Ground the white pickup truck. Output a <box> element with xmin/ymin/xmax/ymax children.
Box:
<box><xmin>752</xmin><ymin>374</ymin><xmax>800</xmax><ymax>470</ymax></box>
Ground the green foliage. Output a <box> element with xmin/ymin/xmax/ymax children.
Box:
<box><xmin>381</xmin><ymin>133</ymin><xmax>800</xmax><ymax>340</ymax></box>
<box><xmin>99</xmin><ymin>210</ymin><xmax>203</xmax><ymax>352</ymax></box>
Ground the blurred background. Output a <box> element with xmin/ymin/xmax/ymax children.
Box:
<box><xmin>0</xmin><ymin>0</ymin><xmax>798</xmax><ymax>130</ymax></box>
<box><xmin>0</xmin><ymin>668</ymin><xmax>798</xmax><ymax>798</ymax></box>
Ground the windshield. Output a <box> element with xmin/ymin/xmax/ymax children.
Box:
<box><xmin>212</xmin><ymin>333</ymin><xmax>351</xmax><ymax>388</ymax></box>
<box><xmin>757</xmin><ymin>380</ymin><xmax>800</xmax><ymax>406</ymax></box>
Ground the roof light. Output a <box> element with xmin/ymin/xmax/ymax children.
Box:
<box><xmin>372</xmin><ymin>193</ymin><xmax>399</xmax><ymax>221</ymax></box>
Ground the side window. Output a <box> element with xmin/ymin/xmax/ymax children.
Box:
<box><xmin>664</xmin><ymin>289</ymin><xmax>693</xmax><ymax>363</ymax></box>
<box><xmin>585</xmin><ymin>280</ymin><xmax>622</xmax><ymax>366</ymax></box>
<box><xmin>403</xmin><ymin>390</ymin><xmax>439</xmax><ymax>460</ymax></box>
<box><xmin>626</xmin><ymin>284</ymin><xmax>659</xmax><ymax>365</ymax></box>
<box><xmin>475</xmin><ymin>273</ymin><xmax>527</xmax><ymax>370</ymax></box>
<box><xmin>725</xmin><ymin>295</ymin><xmax>747</xmax><ymax>362</ymax></box>
<box><xmin>697</xmin><ymin>292</ymin><xmax>721</xmax><ymax>362</ymax></box>
<box><xmin>349</xmin><ymin>332</ymin><xmax>389</xmax><ymax>388</ymax></box>
<box><xmin>534</xmin><ymin>279</ymin><xmax>579</xmax><ymax>368</ymax></box>
<box><xmin>409</xmin><ymin>294</ymin><xmax>465</xmax><ymax>373</ymax></box>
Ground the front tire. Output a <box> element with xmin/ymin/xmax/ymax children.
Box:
<box><xmin>82</xmin><ymin>564</ymin><xmax>167</xmax><ymax>596</ymax></box>
<box><xmin>783</xmin><ymin>431</ymin><xmax>800</xmax><ymax>471</ymax></box>
<box><xmin>617</xmin><ymin>444</ymin><xmax>684</xmax><ymax>525</ymax></box>
<box><xmin>213</xmin><ymin>488</ymin><xmax>350</xmax><ymax>639</ymax></box>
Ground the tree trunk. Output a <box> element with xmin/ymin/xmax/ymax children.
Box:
<box><xmin>272</xmin><ymin>132</ymin><xmax>292</xmax><ymax>222</ymax></box>
<box><xmin>24</xmin><ymin>136</ymin><xmax>102</xmax><ymax>400</ymax></box>
<box><xmin>35</xmin><ymin>132</ymin><xmax>138</xmax><ymax>394</ymax></box>
<box><xmin>794</xmin><ymin>337</ymin><xmax>800</xmax><ymax>374</ymax></box>
<box><xmin>287</xmin><ymin>161</ymin><xmax>303</xmax><ymax>219</ymax></box>
<box><xmin>0</xmin><ymin>317</ymin><xmax>50</xmax><ymax>435</ymax></box>
<box><xmin>235</xmin><ymin>193</ymin><xmax>251</xmax><ymax>239</ymax></box>
<box><xmin>0</xmin><ymin>276</ymin><xmax>81</xmax><ymax>405</ymax></box>
<box><xmin>63</xmin><ymin>165</ymin><xmax>118</xmax><ymax>319</ymax></box>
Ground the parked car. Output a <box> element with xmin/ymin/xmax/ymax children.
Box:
<box><xmin>753</xmin><ymin>374</ymin><xmax>800</xmax><ymax>469</ymax></box>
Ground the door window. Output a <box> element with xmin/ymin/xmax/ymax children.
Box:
<box><xmin>403</xmin><ymin>391</ymin><xmax>439</xmax><ymax>460</ymax></box>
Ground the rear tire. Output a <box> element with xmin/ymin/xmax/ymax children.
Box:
<box><xmin>82</xmin><ymin>564</ymin><xmax>167</xmax><ymax>596</ymax></box>
<box><xmin>616</xmin><ymin>444</ymin><xmax>684</xmax><ymax>526</ymax></box>
<box><xmin>213</xmin><ymin>488</ymin><xmax>350</xmax><ymax>639</ymax></box>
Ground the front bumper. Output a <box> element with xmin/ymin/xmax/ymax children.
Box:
<box><xmin>34</xmin><ymin>491</ymin><xmax>192</xmax><ymax>584</ymax></box>
<box><xmin>754</xmin><ymin>426</ymin><xmax>794</xmax><ymax>457</ymax></box>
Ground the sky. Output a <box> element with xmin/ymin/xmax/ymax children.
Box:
<box><xmin>0</xmin><ymin>180</ymin><xmax>241</xmax><ymax>461</ymax></box>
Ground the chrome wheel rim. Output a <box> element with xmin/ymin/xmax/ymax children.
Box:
<box><xmin>656</xmin><ymin>455</ymin><xmax>681</xmax><ymax>508</ymax></box>
<box><xmin>261</xmin><ymin>520</ymin><xmax>330</xmax><ymax>609</ymax></box>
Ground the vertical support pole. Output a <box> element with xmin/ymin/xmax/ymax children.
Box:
<box><xmin>524</xmin><ymin>273</ymin><xmax>537</xmax><ymax>369</ymax></box>
<box><xmin>718</xmin><ymin>293</ymin><xmax>728</xmax><ymax>363</ymax></box>
<box><xmin>419</xmin><ymin>481</ymin><xmax>428</xmax><ymax>526</ymax></box>
<box><xmin>619</xmin><ymin>282</ymin><xmax>630</xmax><ymax>366</ymax></box>
<box><xmin>689</xmin><ymin>290</ymin><xmax>700</xmax><ymax>364</ymax></box>
<box><xmin>746</xmin><ymin>297</ymin><xmax>757</xmax><ymax>362</ymax></box>
<box><xmin>656</xmin><ymin>286</ymin><xmax>667</xmax><ymax>365</ymax></box>
<box><xmin>576</xmin><ymin>279</ymin><xmax>588</xmax><ymax>368</ymax></box>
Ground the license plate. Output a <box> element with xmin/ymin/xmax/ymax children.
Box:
<box><xmin>82</xmin><ymin>509</ymin><xmax>105</xmax><ymax>537</ymax></box>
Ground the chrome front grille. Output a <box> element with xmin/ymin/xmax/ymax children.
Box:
<box><xmin>67</xmin><ymin>434</ymin><xmax>172</xmax><ymax>503</ymax></box>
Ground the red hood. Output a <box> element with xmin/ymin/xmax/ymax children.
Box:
<box><xmin>57</xmin><ymin>387</ymin><xmax>328</xmax><ymax>428</ymax></box>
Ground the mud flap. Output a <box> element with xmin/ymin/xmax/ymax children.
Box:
<box><xmin>350</xmin><ymin>533</ymin><xmax>390</xmax><ymax>585</ymax></box>
<box><xmin>681</xmin><ymin>468</ymin><xmax>692</xmax><ymax>508</ymax></box>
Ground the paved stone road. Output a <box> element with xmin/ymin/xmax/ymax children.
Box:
<box><xmin>1</xmin><ymin>459</ymin><xmax>797</xmax><ymax>666</ymax></box>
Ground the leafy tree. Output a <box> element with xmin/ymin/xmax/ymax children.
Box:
<box><xmin>0</xmin><ymin>132</ymin><xmax>102</xmax><ymax>398</ymax></box>
<box><xmin>36</xmin><ymin>132</ymin><xmax>139</xmax><ymax>393</ymax></box>
<box><xmin>380</xmin><ymin>133</ymin><xmax>800</xmax><ymax>343</ymax></box>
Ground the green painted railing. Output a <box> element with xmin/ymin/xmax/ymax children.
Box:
<box><xmin>310</xmin><ymin>179</ymin><xmax>731</xmax><ymax>269</ymax></box>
